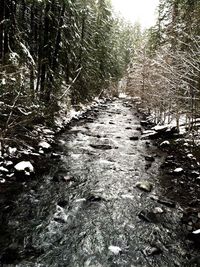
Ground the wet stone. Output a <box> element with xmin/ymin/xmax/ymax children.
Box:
<box><xmin>63</xmin><ymin>175</ymin><xmax>74</xmax><ymax>182</ymax></box>
<box><xmin>145</xmin><ymin>156</ymin><xmax>155</xmax><ymax>162</ymax></box>
<box><xmin>160</xmin><ymin>140</ymin><xmax>170</xmax><ymax>148</ymax></box>
<box><xmin>130</xmin><ymin>136</ymin><xmax>139</xmax><ymax>141</ymax></box>
<box><xmin>86</xmin><ymin>118</ymin><xmax>94</xmax><ymax>123</ymax></box>
<box><xmin>173</xmin><ymin>168</ymin><xmax>184</xmax><ymax>174</ymax></box>
<box><xmin>188</xmin><ymin>229</ymin><xmax>200</xmax><ymax>246</ymax></box>
<box><xmin>57</xmin><ymin>200</ymin><xmax>68</xmax><ymax>208</ymax></box>
<box><xmin>191</xmin><ymin>171</ymin><xmax>200</xmax><ymax>178</ymax></box>
<box><xmin>54</xmin><ymin>217</ymin><xmax>67</xmax><ymax>224</ymax></box>
<box><xmin>136</xmin><ymin>126</ymin><xmax>142</xmax><ymax>131</ymax></box>
<box><xmin>143</xmin><ymin>246</ymin><xmax>162</xmax><ymax>257</ymax></box>
<box><xmin>141</xmin><ymin>120</ymin><xmax>148</xmax><ymax>126</ymax></box>
<box><xmin>136</xmin><ymin>181</ymin><xmax>153</xmax><ymax>192</ymax></box>
<box><xmin>145</xmin><ymin>163</ymin><xmax>152</xmax><ymax>170</ymax></box>
<box><xmin>138</xmin><ymin>210</ymin><xmax>158</xmax><ymax>223</ymax></box>
<box><xmin>153</xmin><ymin>207</ymin><xmax>164</xmax><ymax>214</ymax></box>
<box><xmin>86</xmin><ymin>195</ymin><xmax>105</xmax><ymax>203</ymax></box>
<box><xmin>90</xmin><ymin>144</ymin><xmax>112</xmax><ymax>150</ymax></box>
<box><xmin>157</xmin><ymin>198</ymin><xmax>176</xmax><ymax>208</ymax></box>
<box><xmin>51</xmin><ymin>153</ymin><xmax>61</xmax><ymax>159</ymax></box>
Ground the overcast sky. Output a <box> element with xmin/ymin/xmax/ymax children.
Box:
<box><xmin>111</xmin><ymin>0</ymin><xmax>159</xmax><ymax>29</ymax></box>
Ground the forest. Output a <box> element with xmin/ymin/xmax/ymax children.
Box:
<box><xmin>1</xmin><ymin>1</ymin><xmax>200</xmax><ymax>267</ymax></box>
<box><xmin>127</xmin><ymin>0</ymin><xmax>200</xmax><ymax>132</ymax></box>
<box><xmin>0</xmin><ymin>0</ymin><xmax>137</xmax><ymax>138</ymax></box>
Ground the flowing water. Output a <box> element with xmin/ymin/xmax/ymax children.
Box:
<box><xmin>0</xmin><ymin>99</ymin><xmax>191</xmax><ymax>266</ymax></box>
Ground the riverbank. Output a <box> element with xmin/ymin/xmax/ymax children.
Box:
<box><xmin>0</xmin><ymin>97</ymin><xmax>200</xmax><ymax>266</ymax></box>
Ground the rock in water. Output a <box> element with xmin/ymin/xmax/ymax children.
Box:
<box><xmin>136</xmin><ymin>181</ymin><xmax>153</xmax><ymax>192</ymax></box>
<box><xmin>130</xmin><ymin>136</ymin><xmax>139</xmax><ymax>141</ymax></box>
<box><xmin>160</xmin><ymin>141</ymin><xmax>170</xmax><ymax>148</ymax></box>
<box><xmin>192</xmin><ymin>229</ymin><xmax>200</xmax><ymax>234</ymax></box>
<box><xmin>191</xmin><ymin>171</ymin><xmax>200</xmax><ymax>177</ymax></box>
<box><xmin>145</xmin><ymin>156</ymin><xmax>155</xmax><ymax>162</ymax></box>
<box><xmin>108</xmin><ymin>245</ymin><xmax>122</xmax><ymax>255</ymax></box>
<box><xmin>86</xmin><ymin>195</ymin><xmax>105</xmax><ymax>202</ymax></box>
<box><xmin>143</xmin><ymin>246</ymin><xmax>162</xmax><ymax>256</ymax></box>
<box><xmin>173</xmin><ymin>167</ymin><xmax>184</xmax><ymax>174</ymax></box>
<box><xmin>90</xmin><ymin>144</ymin><xmax>112</xmax><ymax>150</ymax></box>
<box><xmin>138</xmin><ymin>210</ymin><xmax>158</xmax><ymax>223</ymax></box>
<box><xmin>153</xmin><ymin>207</ymin><xmax>164</xmax><ymax>214</ymax></box>
<box><xmin>157</xmin><ymin>198</ymin><xmax>176</xmax><ymax>208</ymax></box>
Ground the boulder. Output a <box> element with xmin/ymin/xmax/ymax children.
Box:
<box><xmin>136</xmin><ymin>181</ymin><xmax>153</xmax><ymax>192</ymax></box>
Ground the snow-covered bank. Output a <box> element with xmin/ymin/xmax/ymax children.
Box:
<box><xmin>0</xmin><ymin>97</ymin><xmax>109</xmax><ymax>183</ymax></box>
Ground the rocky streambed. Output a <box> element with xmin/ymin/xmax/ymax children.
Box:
<box><xmin>0</xmin><ymin>98</ymin><xmax>200</xmax><ymax>266</ymax></box>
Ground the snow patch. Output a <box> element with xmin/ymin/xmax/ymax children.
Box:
<box><xmin>160</xmin><ymin>140</ymin><xmax>170</xmax><ymax>146</ymax></box>
<box><xmin>192</xmin><ymin>229</ymin><xmax>200</xmax><ymax>234</ymax></box>
<box><xmin>174</xmin><ymin>167</ymin><xmax>183</xmax><ymax>173</ymax></box>
<box><xmin>0</xmin><ymin>166</ymin><xmax>9</xmax><ymax>173</ymax></box>
<box><xmin>14</xmin><ymin>161</ymin><xmax>34</xmax><ymax>173</ymax></box>
<box><xmin>20</xmin><ymin>42</ymin><xmax>35</xmax><ymax>65</ymax></box>
<box><xmin>154</xmin><ymin>125</ymin><xmax>168</xmax><ymax>132</ymax></box>
<box><xmin>38</xmin><ymin>141</ymin><xmax>51</xmax><ymax>149</ymax></box>
<box><xmin>1</xmin><ymin>78</ymin><xmax>6</xmax><ymax>85</ymax></box>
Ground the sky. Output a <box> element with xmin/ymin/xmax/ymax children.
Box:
<box><xmin>111</xmin><ymin>0</ymin><xmax>159</xmax><ymax>29</ymax></box>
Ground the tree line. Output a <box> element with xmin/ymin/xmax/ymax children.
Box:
<box><xmin>127</xmin><ymin>0</ymin><xmax>200</xmax><ymax>131</ymax></box>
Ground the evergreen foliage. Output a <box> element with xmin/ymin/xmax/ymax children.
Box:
<box><xmin>0</xmin><ymin>0</ymin><xmax>134</xmax><ymax>133</ymax></box>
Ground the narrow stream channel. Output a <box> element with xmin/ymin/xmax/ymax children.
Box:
<box><xmin>0</xmin><ymin>99</ymin><xmax>190</xmax><ymax>266</ymax></box>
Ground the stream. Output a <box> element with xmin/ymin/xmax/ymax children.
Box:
<box><xmin>0</xmin><ymin>99</ymin><xmax>192</xmax><ymax>266</ymax></box>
